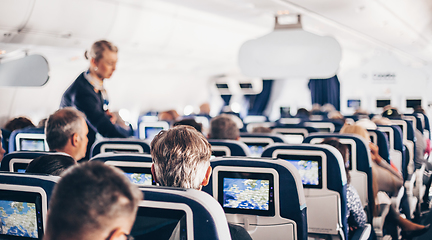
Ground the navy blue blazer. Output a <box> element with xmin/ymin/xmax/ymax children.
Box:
<box><xmin>60</xmin><ymin>72</ymin><xmax>128</xmax><ymax>159</ymax></box>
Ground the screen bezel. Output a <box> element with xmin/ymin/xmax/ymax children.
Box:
<box><xmin>138</xmin><ymin>122</ymin><xmax>169</xmax><ymax>140</ymax></box>
<box><xmin>15</xmin><ymin>133</ymin><xmax>48</xmax><ymax>152</ymax></box>
<box><xmin>132</xmin><ymin>200</ymin><xmax>193</xmax><ymax>240</ymax></box>
<box><xmin>347</xmin><ymin>99</ymin><xmax>361</xmax><ymax>108</ymax></box>
<box><xmin>19</xmin><ymin>139</ymin><xmax>46</xmax><ymax>151</ymax></box>
<box><xmin>0</xmin><ymin>188</ymin><xmax>45</xmax><ymax>239</ymax></box>
<box><xmin>376</xmin><ymin>99</ymin><xmax>391</xmax><ymax>108</ymax></box>
<box><xmin>217</xmin><ymin>171</ymin><xmax>275</xmax><ymax>216</ymax></box>
<box><xmin>144</xmin><ymin>127</ymin><xmax>164</xmax><ymax>140</ymax></box>
<box><xmin>278</xmin><ymin>155</ymin><xmax>323</xmax><ymax>189</ymax></box>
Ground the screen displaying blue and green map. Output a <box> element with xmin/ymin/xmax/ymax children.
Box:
<box><xmin>0</xmin><ymin>200</ymin><xmax>38</xmax><ymax>238</ymax></box>
<box><xmin>223</xmin><ymin>178</ymin><xmax>269</xmax><ymax>210</ymax></box>
<box><xmin>287</xmin><ymin>160</ymin><xmax>319</xmax><ymax>185</ymax></box>
<box><xmin>124</xmin><ymin>173</ymin><xmax>153</xmax><ymax>185</ymax></box>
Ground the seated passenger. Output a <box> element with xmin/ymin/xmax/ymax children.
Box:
<box><xmin>158</xmin><ymin>110</ymin><xmax>179</xmax><ymax>123</ymax></box>
<box><xmin>4</xmin><ymin>116</ymin><xmax>35</xmax><ymax>132</ymax></box>
<box><xmin>45</xmin><ymin>108</ymin><xmax>89</xmax><ymax>161</ymax></box>
<box><xmin>151</xmin><ymin>125</ymin><xmax>252</xmax><ymax>240</ymax></box>
<box><xmin>173</xmin><ymin>118</ymin><xmax>203</xmax><ymax>133</ymax></box>
<box><xmin>340</xmin><ymin>124</ymin><xmax>403</xmax><ymax>195</ymax></box>
<box><xmin>25</xmin><ymin>154</ymin><xmax>76</xmax><ymax>176</ymax></box>
<box><xmin>208</xmin><ymin>114</ymin><xmax>240</xmax><ymax>140</ymax></box>
<box><xmin>321</xmin><ymin>138</ymin><xmax>367</xmax><ymax>233</ymax></box>
<box><xmin>44</xmin><ymin>161</ymin><xmax>142</xmax><ymax>240</ymax></box>
<box><xmin>340</xmin><ymin>124</ymin><xmax>430</xmax><ymax>238</ymax></box>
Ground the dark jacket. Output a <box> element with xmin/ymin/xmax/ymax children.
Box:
<box><xmin>60</xmin><ymin>72</ymin><xmax>128</xmax><ymax>159</ymax></box>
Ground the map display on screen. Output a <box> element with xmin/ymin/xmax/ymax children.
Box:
<box><xmin>20</xmin><ymin>139</ymin><xmax>45</xmax><ymax>151</ymax></box>
<box><xmin>223</xmin><ymin>178</ymin><xmax>269</xmax><ymax>210</ymax></box>
<box><xmin>124</xmin><ymin>173</ymin><xmax>153</xmax><ymax>185</ymax></box>
<box><xmin>0</xmin><ymin>200</ymin><xmax>38</xmax><ymax>238</ymax></box>
<box><xmin>247</xmin><ymin>145</ymin><xmax>265</xmax><ymax>157</ymax></box>
<box><xmin>286</xmin><ymin>160</ymin><xmax>319</xmax><ymax>186</ymax></box>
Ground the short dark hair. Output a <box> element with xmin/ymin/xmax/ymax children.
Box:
<box><xmin>4</xmin><ymin>117</ymin><xmax>35</xmax><ymax>132</ymax></box>
<box><xmin>45</xmin><ymin>108</ymin><xmax>85</xmax><ymax>150</ymax></box>
<box><xmin>173</xmin><ymin>118</ymin><xmax>202</xmax><ymax>132</ymax></box>
<box><xmin>209</xmin><ymin>114</ymin><xmax>239</xmax><ymax>140</ymax></box>
<box><xmin>25</xmin><ymin>154</ymin><xmax>76</xmax><ymax>176</ymax></box>
<box><xmin>45</xmin><ymin>161</ymin><xmax>142</xmax><ymax>240</ymax></box>
<box><xmin>151</xmin><ymin>125</ymin><xmax>211</xmax><ymax>189</ymax></box>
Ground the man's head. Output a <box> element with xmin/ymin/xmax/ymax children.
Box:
<box><xmin>45</xmin><ymin>107</ymin><xmax>89</xmax><ymax>161</ymax></box>
<box><xmin>208</xmin><ymin>114</ymin><xmax>240</xmax><ymax>140</ymax></box>
<box><xmin>26</xmin><ymin>154</ymin><xmax>76</xmax><ymax>176</ymax></box>
<box><xmin>151</xmin><ymin>125</ymin><xmax>212</xmax><ymax>190</ymax></box>
<box><xmin>44</xmin><ymin>161</ymin><xmax>142</xmax><ymax>240</ymax></box>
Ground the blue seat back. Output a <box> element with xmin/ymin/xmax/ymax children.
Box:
<box><xmin>90</xmin><ymin>152</ymin><xmax>154</xmax><ymax>185</ymax></box>
<box><xmin>389</xmin><ymin>119</ymin><xmax>416</xmax><ymax>176</ymax></box>
<box><xmin>135</xmin><ymin>186</ymin><xmax>231</xmax><ymax>240</ymax></box>
<box><xmin>137</xmin><ymin>121</ymin><xmax>169</xmax><ymax>140</ymax></box>
<box><xmin>8</xmin><ymin>127</ymin><xmax>48</xmax><ymax>153</ymax></box>
<box><xmin>261</xmin><ymin>144</ymin><xmax>348</xmax><ymax>239</ymax></box>
<box><xmin>270</xmin><ymin>125</ymin><xmax>319</xmax><ymax>143</ymax></box>
<box><xmin>90</xmin><ymin>138</ymin><xmax>151</xmax><ymax>157</ymax></box>
<box><xmin>239</xmin><ymin>133</ymin><xmax>285</xmax><ymax>157</ymax></box>
<box><xmin>1</xmin><ymin>128</ymin><xmax>11</xmax><ymax>155</ymax></box>
<box><xmin>0</xmin><ymin>172</ymin><xmax>59</xmax><ymax>238</ymax></box>
<box><xmin>0</xmin><ymin>151</ymin><xmax>54</xmax><ymax>172</ymax></box>
<box><xmin>368</xmin><ymin>129</ymin><xmax>390</xmax><ymax>162</ymax></box>
<box><xmin>303</xmin><ymin>134</ymin><xmax>373</xmax><ymax>219</ymax></box>
<box><xmin>376</xmin><ymin>125</ymin><xmax>407</xmax><ymax>178</ymax></box>
<box><xmin>208</xmin><ymin>140</ymin><xmax>250</xmax><ymax>157</ymax></box>
<box><xmin>203</xmin><ymin>157</ymin><xmax>307</xmax><ymax>240</ymax></box>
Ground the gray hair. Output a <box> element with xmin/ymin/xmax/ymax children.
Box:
<box><xmin>209</xmin><ymin>114</ymin><xmax>240</xmax><ymax>140</ymax></box>
<box><xmin>45</xmin><ymin>107</ymin><xmax>86</xmax><ymax>151</ymax></box>
<box><xmin>151</xmin><ymin>125</ymin><xmax>211</xmax><ymax>190</ymax></box>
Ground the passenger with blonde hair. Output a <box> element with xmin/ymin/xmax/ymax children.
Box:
<box><xmin>340</xmin><ymin>124</ymin><xmax>403</xmax><ymax>194</ymax></box>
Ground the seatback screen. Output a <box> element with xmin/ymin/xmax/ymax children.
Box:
<box><xmin>145</xmin><ymin>127</ymin><xmax>163</xmax><ymax>140</ymax></box>
<box><xmin>218</xmin><ymin>171</ymin><xmax>275</xmax><ymax>216</ymax></box>
<box><xmin>245</xmin><ymin>142</ymin><xmax>269</xmax><ymax>157</ymax></box>
<box><xmin>118</xmin><ymin>167</ymin><xmax>155</xmax><ymax>186</ymax></box>
<box><xmin>19</xmin><ymin>139</ymin><xmax>45</xmax><ymax>151</ymax></box>
<box><xmin>0</xmin><ymin>190</ymin><xmax>43</xmax><ymax>239</ymax></box>
<box><xmin>278</xmin><ymin>155</ymin><xmax>322</xmax><ymax>188</ymax></box>
<box><xmin>131</xmin><ymin>207</ymin><xmax>187</xmax><ymax>240</ymax></box>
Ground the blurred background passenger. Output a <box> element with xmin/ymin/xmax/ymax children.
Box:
<box><xmin>173</xmin><ymin>118</ymin><xmax>203</xmax><ymax>133</ymax></box>
<box><xmin>26</xmin><ymin>154</ymin><xmax>76</xmax><ymax>176</ymax></box>
<box><xmin>208</xmin><ymin>114</ymin><xmax>240</xmax><ymax>140</ymax></box>
<box><xmin>158</xmin><ymin>110</ymin><xmax>179</xmax><ymax>123</ymax></box>
<box><xmin>252</xmin><ymin>126</ymin><xmax>272</xmax><ymax>133</ymax></box>
<box><xmin>0</xmin><ymin>130</ymin><xmax>5</xmax><ymax>163</ymax></box>
<box><xmin>4</xmin><ymin>116</ymin><xmax>36</xmax><ymax>132</ymax></box>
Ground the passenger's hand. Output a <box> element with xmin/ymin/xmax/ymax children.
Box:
<box><xmin>105</xmin><ymin>110</ymin><xmax>117</xmax><ymax>124</ymax></box>
<box><xmin>369</xmin><ymin>142</ymin><xmax>381</xmax><ymax>163</ymax></box>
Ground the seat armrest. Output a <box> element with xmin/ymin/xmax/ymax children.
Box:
<box><xmin>350</xmin><ymin>224</ymin><xmax>371</xmax><ymax>240</ymax></box>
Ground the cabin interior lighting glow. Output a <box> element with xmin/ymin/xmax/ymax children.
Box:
<box><xmin>0</xmin><ymin>50</ymin><xmax>5</xmax><ymax>54</ymax></box>
<box><xmin>184</xmin><ymin>105</ymin><xmax>194</xmax><ymax>116</ymax></box>
<box><xmin>119</xmin><ymin>109</ymin><xmax>131</xmax><ymax>123</ymax></box>
<box><xmin>231</xmin><ymin>102</ymin><xmax>241</xmax><ymax>113</ymax></box>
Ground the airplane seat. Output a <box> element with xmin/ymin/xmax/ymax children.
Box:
<box><xmin>261</xmin><ymin>143</ymin><xmax>354</xmax><ymax>240</ymax></box>
<box><xmin>0</xmin><ymin>151</ymin><xmax>55</xmax><ymax>172</ymax></box>
<box><xmin>8</xmin><ymin>127</ymin><xmax>48</xmax><ymax>153</ymax></box>
<box><xmin>137</xmin><ymin>120</ymin><xmax>169</xmax><ymax>140</ymax></box>
<box><xmin>0</xmin><ymin>172</ymin><xmax>59</xmax><ymax>239</ymax></box>
<box><xmin>239</xmin><ymin>133</ymin><xmax>285</xmax><ymax>157</ymax></box>
<box><xmin>303</xmin><ymin>134</ymin><xmax>373</xmax><ymax>219</ymax></box>
<box><xmin>367</xmin><ymin>129</ymin><xmax>390</xmax><ymax>163</ymax></box>
<box><xmin>202</xmin><ymin>157</ymin><xmax>308</xmax><ymax>240</ymax></box>
<box><xmin>89</xmin><ymin>138</ymin><xmax>151</xmax><ymax>157</ymax></box>
<box><xmin>134</xmin><ymin>185</ymin><xmax>231</xmax><ymax>240</ymax></box>
<box><xmin>1</xmin><ymin>128</ymin><xmax>11</xmax><ymax>155</ymax></box>
<box><xmin>208</xmin><ymin>139</ymin><xmax>251</xmax><ymax>157</ymax></box>
<box><xmin>270</xmin><ymin>124</ymin><xmax>319</xmax><ymax>144</ymax></box>
<box><xmin>302</xmin><ymin>121</ymin><xmax>343</xmax><ymax>133</ymax></box>
<box><xmin>242</xmin><ymin>115</ymin><xmax>269</xmax><ymax>132</ymax></box>
<box><xmin>90</xmin><ymin>152</ymin><xmax>154</xmax><ymax>186</ymax></box>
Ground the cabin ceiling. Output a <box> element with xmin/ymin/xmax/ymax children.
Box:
<box><xmin>161</xmin><ymin>0</ymin><xmax>432</xmax><ymax>65</ymax></box>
